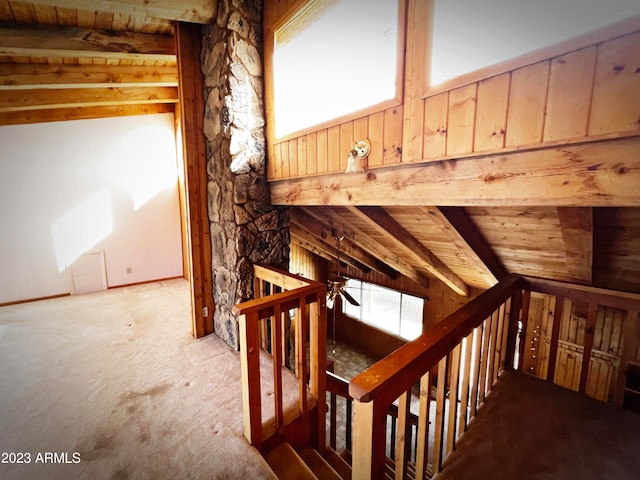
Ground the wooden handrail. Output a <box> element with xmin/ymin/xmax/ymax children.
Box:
<box><xmin>235</xmin><ymin>265</ymin><xmax>327</xmax><ymax>453</ymax></box>
<box><xmin>349</xmin><ymin>273</ymin><xmax>640</xmax><ymax>480</ymax></box>
<box><xmin>349</xmin><ymin>273</ymin><xmax>524</xmax><ymax>405</ymax></box>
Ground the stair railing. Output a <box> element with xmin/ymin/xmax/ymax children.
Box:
<box><xmin>349</xmin><ymin>273</ymin><xmax>640</xmax><ymax>479</ymax></box>
<box><xmin>349</xmin><ymin>274</ymin><xmax>524</xmax><ymax>480</ymax></box>
<box><xmin>233</xmin><ymin>265</ymin><xmax>327</xmax><ymax>452</ymax></box>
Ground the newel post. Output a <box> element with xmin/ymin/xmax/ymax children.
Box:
<box><xmin>352</xmin><ymin>399</ymin><xmax>387</xmax><ymax>480</ymax></box>
<box><xmin>238</xmin><ymin>311</ymin><xmax>263</xmax><ymax>450</ymax></box>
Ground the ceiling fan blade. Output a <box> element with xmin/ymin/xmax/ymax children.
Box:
<box><xmin>341</xmin><ymin>290</ymin><xmax>360</xmax><ymax>307</ymax></box>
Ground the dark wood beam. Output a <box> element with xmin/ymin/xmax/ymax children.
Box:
<box><xmin>299</xmin><ymin>206</ymin><xmax>433</xmax><ymax>286</ymax></box>
<box><xmin>269</xmin><ymin>136</ymin><xmax>640</xmax><ymax>207</ymax></box>
<box><xmin>176</xmin><ymin>22</ymin><xmax>213</xmax><ymax>338</ymax></box>
<box><xmin>347</xmin><ymin>206</ymin><xmax>470</xmax><ymax>296</ymax></box>
<box><xmin>435</xmin><ymin>206</ymin><xmax>508</xmax><ymax>282</ymax></box>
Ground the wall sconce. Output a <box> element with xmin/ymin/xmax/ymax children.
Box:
<box><xmin>345</xmin><ymin>138</ymin><xmax>371</xmax><ymax>173</ymax></box>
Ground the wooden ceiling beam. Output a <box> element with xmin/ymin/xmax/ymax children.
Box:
<box><xmin>0</xmin><ymin>86</ymin><xmax>178</xmax><ymax>112</ymax></box>
<box><xmin>290</xmin><ymin>224</ymin><xmax>370</xmax><ymax>273</ymax></box>
<box><xmin>347</xmin><ymin>206</ymin><xmax>470</xmax><ymax>296</ymax></box>
<box><xmin>431</xmin><ymin>206</ymin><xmax>507</xmax><ymax>283</ymax></box>
<box><xmin>0</xmin><ymin>23</ymin><xmax>176</xmax><ymax>61</ymax></box>
<box><xmin>0</xmin><ymin>102</ymin><xmax>175</xmax><ymax>125</ymax></box>
<box><xmin>25</xmin><ymin>0</ymin><xmax>218</xmax><ymax>24</ymax></box>
<box><xmin>557</xmin><ymin>207</ymin><xmax>593</xmax><ymax>285</ymax></box>
<box><xmin>290</xmin><ymin>210</ymin><xmax>379</xmax><ymax>272</ymax></box>
<box><xmin>291</xmin><ymin>233</ymin><xmax>341</xmax><ymax>265</ymax></box>
<box><xmin>299</xmin><ymin>206</ymin><xmax>430</xmax><ymax>287</ymax></box>
<box><xmin>269</xmin><ymin>136</ymin><xmax>640</xmax><ymax>207</ymax></box>
<box><xmin>0</xmin><ymin>63</ymin><xmax>178</xmax><ymax>90</ymax></box>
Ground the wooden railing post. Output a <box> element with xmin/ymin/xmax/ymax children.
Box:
<box><xmin>239</xmin><ymin>311</ymin><xmax>262</xmax><ymax>450</ymax></box>
<box><xmin>352</xmin><ymin>400</ymin><xmax>387</xmax><ymax>480</ymax></box>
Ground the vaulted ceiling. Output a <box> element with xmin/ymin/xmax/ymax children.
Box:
<box><xmin>2</xmin><ymin>0</ymin><xmax>639</xmax><ymax>298</ymax></box>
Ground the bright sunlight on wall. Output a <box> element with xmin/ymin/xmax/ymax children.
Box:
<box><xmin>431</xmin><ymin>0</ymin><xmax>640</xmax><ymax>86</ymax></box>
<box><xmin>273</xmin><ymin>0</ymin><xmax>399</xmax><ymax>138</ymax></box>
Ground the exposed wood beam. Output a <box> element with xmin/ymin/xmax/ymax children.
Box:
<box><xmin>290</xmin><ymin>208</ymin><xmax>394</xmax><ymax>277</ymax></box>
<box><xmin>28</xmin><ymin>0</ymin><xmax>218</xmax><ymax>24</ymax></box>
<box><xmin>290</xmin><ymin>223</ymin><xmax>370</xmax><ymax>273</ymax></box>
<box><xmin>557</xmin><ymin>207</ymin><xmax>593</xmax><ymax>285</ymax></box>
<box><xmin>0</xmin><ymin>103</ymin><xmax>174</xmax><ymax>126</ymax></box>
<box><xmin>0</xmin><ymin>86</ymin><xmax>178</xmax><ymax>112</ymax></box>
<box><xmin>299</xmin><ymin>206</ymin><xmax>431</xmax><ymax>287</ymax></box>
<box><xmin>347</xmin><ymin>206</ymin><xmax>470</xmax><ymax>296</ymax></box>
<box><xmin>269</xmin><ymin>136</ymin><xmax>640</xmax><ymax>207</ymax></box>
<box><xmin>0</xmin><ymin>64</ymin><xmax>178</xmax><ymax>90</ymax></box>
<box><xmin>291</xmin><ymin>233</ymin><xmax>342</xmax><ymax>265</ymax></box>
<box><xmin>0</xmin><ymin>23</ymin><xmax>176</xmax><ymax>62</ymax></box>
<box><xmin>432</xmin><ymin>206</ymin><xmax>508</xmax><ymax>282</ymax></box>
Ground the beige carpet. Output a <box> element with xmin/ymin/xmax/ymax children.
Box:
<box><xmin>0</xmin><ymin>279</ymin><xmax>277</xmax><ymax>480</ymax></box>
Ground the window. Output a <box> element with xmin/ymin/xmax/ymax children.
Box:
<box><xmin>344</xmin><ymin>279</ymin><xmax>424</xmax><ymax>341</ymax></box>
<box><xmin>272</xmin><ymin>0</ymin><xmax>402</xmax><ymax>138</ymax></box>
<box><xmin>430</xmin><ymin>0</ymin><xmax>640</xmax><ymax>86</ymax></box>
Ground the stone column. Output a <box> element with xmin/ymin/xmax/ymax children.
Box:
<box><xmin>201</xmin><ymin>0</ymin><xmax>289</xmax><ymax>349</ymax></box>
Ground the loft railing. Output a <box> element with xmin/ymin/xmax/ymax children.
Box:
<box><xmin>348</xmin><ymin>274</ymin><xmax>640</xmax><ymax>480</ymax></box>
<box><xmin>233</xmin><ymin>265</ymin><xmax>327</xmax><ymax>453</ymax></box>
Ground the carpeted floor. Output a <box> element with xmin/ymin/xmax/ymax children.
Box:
<box><xmin>435</xmin><ymin>370</ymin><xmax>640</xmax><ymax>480</ymax></box>
<box><xmin>0</xmin><ymin>279</ymin><xmax>277</xmax><ymax>480</ymax></box>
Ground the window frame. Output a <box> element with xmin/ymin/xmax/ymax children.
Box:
<box><xmin>265</xmin><ymin>0</ymin><xmax>408</xmax><ymax>143</ymax></box>
<box><xmin>344</xmin><ymin>278</ymin><xmax>425</xmax><ymax>341</ymax></box>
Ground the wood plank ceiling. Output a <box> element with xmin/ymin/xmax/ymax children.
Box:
<box><xmin>0</xmin><ymin>0</ymin><xmax>218</xmax><ymax>124</ymax></box>
<box><xmin>2</xmin><ymin>0</ymin><xmax>638</xmax><ymax>299</ymax></box>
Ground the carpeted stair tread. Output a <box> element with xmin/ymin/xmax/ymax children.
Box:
<box><xmin>322</xmin><ymin>447</ymin><xmax>352</xmax><ymax>480</ymax></box>
<box><xmin>300</xmin><ymin>448</ymin><xmax>342</xmax><ymax>480</ymax></box>
<box><xmin>265</xmin><ymin>443</ymin><xmax>318</xmax><ymax>479</ymax></box>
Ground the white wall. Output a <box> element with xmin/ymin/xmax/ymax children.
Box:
<box><xmin>0</xmin><ymin>113</ymin><xmax>183</xmax><ymax>304</ymax></box>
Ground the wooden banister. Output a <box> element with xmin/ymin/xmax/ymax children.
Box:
<box><xmin>349</xmin><ymin>273</ymin><xmax>524</xmax><ymax>405</ymax></box>
<box><xmin>349</xmin><ymin>273</ymin><xmax>640</xmax><ymax>480</ymax></box>
<box><xmin>234</xmin><ymin>265</ymin><xmax>327</xmax><ymax>453</ymax></box>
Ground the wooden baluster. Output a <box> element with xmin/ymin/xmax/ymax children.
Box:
<box><xmin>330</xmin><ymin>391</ymin><xmax>337</xmax><ymax>450</ymax></box>
<box><xmin>446</xmin><ymin>344</ymin><xmax>461</xmax><ymax>455</ymax></box>
<box><xmin>395</xmin><ymin>390</ymin><xmax>412</xmax><ymax>480</ymax></box>
<box><xmin>546</xmin><ymin>296</ymin><xmax>565</xmax><ymax>382</ymax></box>
<box><xmin>272</xmin><ymin>305</ymin><xmax>284</xmax><ymax>431</ymax></box>
<box><xmin>432</xmin><ymin>356</ymin><xmax>448</xmax><ymax>474</ymax></box>
<box><xmin>500</xmin><ymin>298</ymin><xmax>512</xmax><ymax>372</ymax></box>
<box><xmin>346</xmin><ymin>397</ymin><xmax>353</xmax><ymax>451</ymax></box>
<box><xmin>469</xmin><ymin>324</ymin><xmax>483</xmax><ymax>419</ymax></box>
<box><xmin>506</xmin><ymin>289</ymin><xmax>523</xmax><ymax>370</ymax></box>
<box><xmin>389</xmin><ymin>414</ymin><xmax>396</xmax><ymax>461</ymax></box>
<box><xmin>493</xmin><ymin>302</ymin><xmax>506</xmax><ymax>382</ymax></box>
<box><xmin>458</xmin><ymin>333</ymin><xmax>473</xmax><ymax>434</ymax></box>
<box><xmin>309</xmin><ymin>293</ymin><xmax>327</xmax><ymax>451</ymax></box>
<box><xmin>239</xmin><ymin>311</ymin><xmax>263</xmax><ymax>450</ymax></box>
<box><xmin>297</xmin><ymin>302</ymin><xmax>309</xmax><ymax>416</ymax></box>
<box><xmin>486</xmin><ymin>308</ymin><xmax>500</xmax><ymax>393</ymax></box>
<box><xmin>579</xmin><ymin>302</ymin><xmax>599</xmax><ymax>393</ymax></box>
<box><xmin>478</xmin><ymin>315</ymin><xmax>492</xmax><ymax>404</ymax></box>
<box><xmin>415</xmin><ymin>371</ymin><xmax>431</xmax><ymax>480</ymax></box>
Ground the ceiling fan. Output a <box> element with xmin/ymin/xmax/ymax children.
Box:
<box><xmin>326</xmin><ymin>235</ymin><xmax>360</xmax><ymax>309</ymax></box>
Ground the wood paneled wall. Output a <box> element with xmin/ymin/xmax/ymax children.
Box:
<box><xmin>264</xmin><ymin>1</ymin><xmax>640</xmax><ymax>180</ymax></box>
<box><xmin>521</xmin><ymin>293</ymin><xmax>637</xmax><ymax>403</ymax></box>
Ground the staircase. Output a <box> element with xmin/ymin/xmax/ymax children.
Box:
<box><xmin>265</xmin><ymin>443</ymin><xmax>352</xmax><ymax>480</ymax></box>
